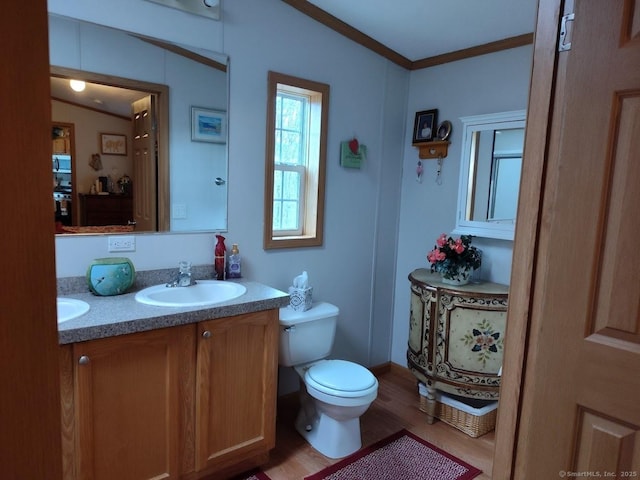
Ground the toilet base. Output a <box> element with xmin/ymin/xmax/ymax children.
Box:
<box><xmin>295</xmin><ymin>383</ymin><xmax>364</xmax><ymax>459</ymax></box>
<box><xmin>295</xmin><ymin>407</ymin><xmax>362</xmax><ymax>459</ymax></box>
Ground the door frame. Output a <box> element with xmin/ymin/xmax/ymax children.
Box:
<box><xmin>493</xmin><ymin>0</ymin><xmax>563</xmax><ymax>477</ymax></box>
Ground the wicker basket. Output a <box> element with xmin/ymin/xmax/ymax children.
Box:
<box><xmin>419</xmin><ymin>391</ymin><xmax>498</xmax><ymax>438</ymax></box>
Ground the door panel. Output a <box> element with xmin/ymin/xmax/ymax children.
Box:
<box><xmin>132</xmin><ymin>95</ymin><xmax>157</xmax><ymax>231</ymax></box>
<box><xmin>74</xmin><ymin>328</ymin><xmax>181</xmax><ymax>480</ymax></box>
<box><xmin>513</xmin><ymin>0</ymin><xmax>640</xmax><ymax>476</ymax></box>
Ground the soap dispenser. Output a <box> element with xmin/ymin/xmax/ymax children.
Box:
<box><xmin>214</xmin><ymin>234</ymin><xmax>226</xmax><ymax>280</ymax></box>
<box><xmin>227</xmin><ymin>244</ymin><xmax>241</xmax><ymax>278</ymax></box>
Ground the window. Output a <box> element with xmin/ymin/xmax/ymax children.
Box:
<box><xmin>264</xmin><ymin>72</ymin><xmax>329</xmax><ymax>249</ymax></box>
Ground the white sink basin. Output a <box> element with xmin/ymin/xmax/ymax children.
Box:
<box><xmin>57</xmin><ymin>298</ymin><xmax>90</xmax><ymax>324</ymax></box>
<box><xmin>134</xmin><ymin>280</ymin><xmax>247</xmax><ymax>307</ymax></box>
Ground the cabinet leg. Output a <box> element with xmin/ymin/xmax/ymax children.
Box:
<box><xmin>423</xmin><ymin>385</ymin><xmax>437</xmax><ymax>424</ymax></box>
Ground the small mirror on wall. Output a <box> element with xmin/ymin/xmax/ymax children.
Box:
<box><xmin>453</xmin><ymin>110</ymin><xmax>526</xmax><ymax>241</ymax></box>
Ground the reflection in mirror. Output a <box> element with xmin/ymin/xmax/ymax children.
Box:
<box><xmin>455</xmin><ymin>110</ymin><xmax>526</xmax><ymax>240</ymax></box>
<box><xmin>49</xmin><ymin>14</ymin><xmax>229</xmax><ymax>235</ymax></box>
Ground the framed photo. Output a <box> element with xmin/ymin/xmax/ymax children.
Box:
<box><xmin>100</xmin><ymin>133</ymin><xmax>127</xmax><ymax>155</ymax></box>
<box><xmin>191</xmin><ymin>107</ymin><xmax>227</xmax><ymax>143</ymax></box>
<box><xmin>412</xmin><ymin>109</ymin><xmax>438</xmax><ymax>143</ymax></box>
<box><xmin>437</xmin><ymin>120</ymin><xmax>452</xmax><ymax>141</ymax></box>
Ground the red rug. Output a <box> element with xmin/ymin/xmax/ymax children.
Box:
<box><xmin>304</xmin><ymin>429</ymin><xmax>481</xmax><ymax>480</ymax></box>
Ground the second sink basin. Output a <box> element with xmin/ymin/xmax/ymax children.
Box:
<box><xmin>135</xmin><ymin>280</ymin><xmax>247</xmax><ymax>307</ymax></box>
<box><xmin>57</xmin><ymin>298</ymin><xmax>90</xmax><ymax>324</ymax></box>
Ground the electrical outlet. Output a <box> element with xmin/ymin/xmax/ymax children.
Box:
<box><xmin>108</xmin><ymin>235</ymin><xmax>136</xmax><ymax>252</ymax></box>
<box><xmin>172</xmin><ymin>203</ymin><xmax>187</xmax><ymax>219</ymax></box>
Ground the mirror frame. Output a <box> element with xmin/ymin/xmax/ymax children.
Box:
<box><xmin>453</xmin><ymin>110</ymin><xmax>526</xmax><ymax>241</ymax></box>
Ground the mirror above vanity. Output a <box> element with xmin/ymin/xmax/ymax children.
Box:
<box><xmin>454</xmin><ymin>110</ymin><xmax>526</xmax><ymax>241</ymax></box>
<box><xmin>49</xmin><ymin>14</ymin><xmax>229</xmax><ymax>235</ymax></box>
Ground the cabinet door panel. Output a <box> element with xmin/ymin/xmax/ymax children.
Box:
<box><xmin>195</xmin><ymin>310</ymin><xmax>278</xmax><ymax>472</ymax></box>
<box><xmin>73</xmin><ymin>327</ymin><xmax>185</xmax><ymax>480</ymax></box>
<box><xmin>444</xmin><ymin>306</ymin><xmax>506</xmax><ymax>375</ymax></box>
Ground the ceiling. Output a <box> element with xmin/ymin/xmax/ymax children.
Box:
<box><xmin>51</xmin><ymin>76</ymin><xmax>148</xmax><ymax>118</ymax></box>
<box><xmin>295</xmin><ymin>0</ymin><xmax>539</xmax><ymax>66</ymax></box>
<box><xmin>50</xmin><ymin>0</ymin><xmax>539</xmax><ymax>115</ymax></box>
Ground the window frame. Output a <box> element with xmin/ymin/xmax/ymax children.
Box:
<box><xmin>264</xmin><ymin>71</ymin><xmax>329</xmax><ymax>249</ymax></box>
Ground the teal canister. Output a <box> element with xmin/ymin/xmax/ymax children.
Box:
<box><xmin>86</xmin><ymin>257</ymin><xmax>136</xmax><ymax>296</ymax></box>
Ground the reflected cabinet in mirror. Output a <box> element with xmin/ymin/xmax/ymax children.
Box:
<box><xmin>454</xmin><ymin>110</ymin><xmax>526</xmax><ymax>241</ymax></box>
<box><xmin>49</xmin><ymin>14</ymin><xmax>228</xmax><ymax>235</ymax></box>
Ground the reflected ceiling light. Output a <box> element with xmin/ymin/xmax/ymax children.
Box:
<box><xmin>69</xmin><ymin>79</ymin><xmax>86</xmax><ymax>92</ymax></box>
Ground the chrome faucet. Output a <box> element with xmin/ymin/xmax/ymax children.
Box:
<box><xmin>166</xmin><ymin>261</ymin><xmax>197</xmax><ymax>287</ymax></box>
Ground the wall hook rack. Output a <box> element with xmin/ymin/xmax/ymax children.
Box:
<box><xmin>413</xmin><ymin>140</ymin><xmax>449</xmax><ymax>184</ymax></box>
<box><xmin>412</xmin><ymin>140</ymin><xmax>450</xmax><ymax>160</ymax></box>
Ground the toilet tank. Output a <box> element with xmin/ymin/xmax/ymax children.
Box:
<box><xmin>279</xmin><ymin>302</ymin><xmax>339</xmax><ymax>367</ymax></box>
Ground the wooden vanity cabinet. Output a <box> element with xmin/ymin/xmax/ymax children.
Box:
<box><xmin>60</xmin><ymin>325</ymin><xmax>193</xmax><ymax>480</ymax></box>
<box><xmin>195</xmin><ymin>309</ymin><xmax>279</xmax><ymax>476</ymax></box>
<box><xmin>59</xmin><ymin>310</ymin><xmax>279</xmax><ymax>480</ymax></box>
<box><xmin>407</xmin><ymin>268</ymin><xmax>508</xmax><ymax>423</ymax></box>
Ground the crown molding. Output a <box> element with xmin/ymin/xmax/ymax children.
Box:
<box><xmin>282</xmin><ymin>0</ymin><xmax>534</xmax><ymax>70</ymax></box>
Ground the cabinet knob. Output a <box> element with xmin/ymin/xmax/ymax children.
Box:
<box><xmin>202</xmin><ymin>330</ymin><xmax>212</xmax><ymax>339</ymax></box>
<box><xmin>78</xmin><ymin>355</ymin><xmax>90</xmax><ymax>365</ymax></box>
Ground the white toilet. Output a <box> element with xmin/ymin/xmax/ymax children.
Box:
<box><xmin>279</xmin><ymin>302</ymin><xmax>378</xmax><ymax>459</ymax></box>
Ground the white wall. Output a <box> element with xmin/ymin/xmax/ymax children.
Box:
<box><xmin>390</xmin><ymin>46</ymin><xmax>533</xmax><ymax>365</ymax></box>
<box><xmin>48</xmin><ymin>0</ymin><xmax>533</xmax><ymax>391</ymax></box>
<box><xmin>49</xmin><ymin>0</ymin><xmax>408</xmax><ymax>390</ymax></box>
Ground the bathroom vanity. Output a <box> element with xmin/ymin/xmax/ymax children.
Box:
<box><xmin>407</xmin><ymin>268</ymin><xmax>508</xmax><ymax>423</ymax></box>
<box><xmin>57</xmin><ymin>278</ymin><xmax>288</xmax><ymax>480</ymax></box>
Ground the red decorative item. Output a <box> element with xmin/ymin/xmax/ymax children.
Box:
<box><xmin>214</xmin><ymin>234</ymin><xmax>226</xmax><ymax>280</ymax></box>
<box><xmin>348</xmin><ymin>138</ymin><xmax>359</xmax><ymax>154</ymax></box>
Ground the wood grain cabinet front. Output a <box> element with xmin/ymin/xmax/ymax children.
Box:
<box><xmin>60</xmin><ymin>325</ymin><xmax>193</xmax><ymax>480</ymax></box>
<box><xmin>194</xmin><ymin>309</ymin><xmax>279</xmax><ymax>476</ymax></box>
<box><xmin>59</xmin><ymin>310</ymin><xmax>279</xmax><ymax>480</ymax></box>
<box><xmin>407</xmin><ymin>268</ymin><xmax>509</xmax><ymax>423</ymax></box>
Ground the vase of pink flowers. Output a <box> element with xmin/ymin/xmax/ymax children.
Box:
<box><xmin>427</xmin><ymin>233</ymin><xmax>482</xmax><ymax>286</ymax></box>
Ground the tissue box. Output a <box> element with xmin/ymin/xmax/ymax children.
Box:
<box><xmin>288</xmin><ymin>286</ymin><xmax>313</xmax><ymax>312</ymax></box>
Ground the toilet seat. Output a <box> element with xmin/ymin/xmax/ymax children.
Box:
<box><xmin>304</xmin><ymin>359</ymin><xmax>377</xmax><ymax>398</ymax></box>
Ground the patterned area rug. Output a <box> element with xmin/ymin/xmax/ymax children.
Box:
<box><xmin>235</xmin><ymin>469</ymin><xmax>272</xmax><ymax>480</ymax></box>
<box><xmin>304</xmin><ymin>429</ymin><xmax>481</xmax><ymax>480</ymax></box>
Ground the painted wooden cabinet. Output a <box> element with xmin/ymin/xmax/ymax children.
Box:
<box><xmin>407</xmin><ymin>268</ymin><xmax>508</xmax><ymax>423</ymax></box>
<box><xmin>60</xmin><ymin>310</ymin><xmax>279</xmax><ymax>480</ymax></box>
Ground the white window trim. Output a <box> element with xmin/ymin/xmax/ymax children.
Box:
<box><xmin>273</xmin><ymin>163</ymin><xmax>306</xmax><ymax>236</ymax></box>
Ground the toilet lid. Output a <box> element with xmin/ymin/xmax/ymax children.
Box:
<box><xmin>305</xmin><ymin>360</ymin><xmax>377</xmax><ymax>396</ymax></box>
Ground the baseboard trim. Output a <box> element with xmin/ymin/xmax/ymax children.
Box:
<box><xmin>370</xmin><ymin>361</ymin><xmax>416</xmax><ymax>383</ymax></box>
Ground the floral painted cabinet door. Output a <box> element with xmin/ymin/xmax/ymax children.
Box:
<box><xmin>407</xmin><ymin>268</ymin><xmax>508</xmax><ymax>423</ymax></box>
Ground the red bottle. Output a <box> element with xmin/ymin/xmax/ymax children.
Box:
<box><xmin>214</xmin><ymin>234</ymin><xmax>226</xmax><ymax>280</ymax></box>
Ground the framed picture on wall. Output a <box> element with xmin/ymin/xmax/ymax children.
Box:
<box><xmin>412</xmin><ymin>109</ymin><xmax>438</xmax><ymax>143</ymax></box>
<box><xmin>191</xmin><ymin>107</ymin><xmax>227</xmax><ymax>143</ymax></box>
<box><xmin>100</xmin><ymin>133</ymin><xmax>127</xmax><ymax>155</ymax></box>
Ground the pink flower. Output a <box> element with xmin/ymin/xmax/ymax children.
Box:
<box><xmin>453</xmin><ymin>238</ymin><xmax>465</xmax><ymax>254</ymax></box>
<box><xmin>436</xmin><ymin>233</ymin><xmax>448</xmax><ymax>247</ymax></box>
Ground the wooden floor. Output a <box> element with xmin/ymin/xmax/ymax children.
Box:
<box><xmin>260</xmin><ymin>366</ymin><xmax>494</xmax><ymax>479</ymax></box>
